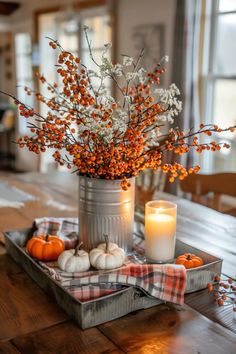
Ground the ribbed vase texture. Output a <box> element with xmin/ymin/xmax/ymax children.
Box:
<box><xmin>79</xmin><ymin>176</ymin><xmax>135</xmax><ymax>252</ymax></box>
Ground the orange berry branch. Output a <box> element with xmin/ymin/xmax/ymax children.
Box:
<box><xmin>207</xmin><ymin>276</ymin><xmax>236</xmax><ymax>311</ymax></box>
<box><xmin>0</xmin><ymin>26</ymin><xmax>235</xmax><ymax>189</ymax></box>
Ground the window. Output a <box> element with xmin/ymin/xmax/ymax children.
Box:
<box><xmin>79</xmin><ymin>10</ymin><xmax>112</xmax><ymax>92</ymax></box>
<box><xmin>57</xmin><ymin>7</ymin><xmax>112</xmax><ymax>92</ymax></box>
<box><xmin>202</xmin><ymin>0</ymin><xmax>236</xmax><ymax>172</ymax></box>
<box><xmin>15</xmin><ymin>33</ymin><xmax>34</xmax><ymax>134</ymax></box>
<box><xmin>37</xmin><ymin>7</ymin><xmax>112</xmax><ymax>172</ymax></box>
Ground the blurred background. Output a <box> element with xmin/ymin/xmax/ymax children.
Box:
<box><xmin>0</xmin><ymin>0</ymin><xmax>235</xmax><ymax>193</ymax></box>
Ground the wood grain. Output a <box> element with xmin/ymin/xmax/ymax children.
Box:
<box><xmin>0</xmin><ymin>244</ymin><xmax>6</xmax><ymax>255</ymax></box>
<box><xmin>0</xmin><ymin>254</ymin><xmax>23</xmax><ymax>275</ymax></box>
<box><xmin>10</xmin><ymin>172</ymin><xmax>78</xmax><ymax>201</ymax></box>
<box><xmin>18</xmin><ymin>200</ymin><xmax>78</xmax><ymax>221</ymax></box>
<box><xmin>99</xmin><ymin>304</ymin><xmax>236</xmax><ymax>354</ymax></box>
<box><xmin>0</xmin><ymin>208</ymin><xmax>31</xmax><ymax>235</ymax></box>
<box><xmin>0</xmin><ymin>256</ymin><xmax>68</xmax><ymax>341</ymax></box>
<box><xmin>6</xmin><ymin>177</ymin><xmax>78</xmax><ymax>221</ymax></box>
<box><xmin>185</xmin><ymin>289</ymin><xmax>236</xmax><ymax>334</ymax></box>
<box><xmin>12</xmin><ymin>322</ymin><xmax>123</xmax><ymax>354</ymax></box>
<box><xmin>173</xmin><ymin>198</ymin><xmax>236</xmax><ymax>278</ymax></box>
<box><xmin>0</xmin><ymin>342</ymin><xmax>20</xmax><ymax>354</ymax></box>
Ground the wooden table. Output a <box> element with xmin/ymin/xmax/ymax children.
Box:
<box><xmin>0</xmin><ymin>172</ymin><xmax>236</xmax><ymax>354</ymax></box>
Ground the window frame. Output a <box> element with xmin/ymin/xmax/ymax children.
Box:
<box><xmin>201</xmin><ymin>0</ymin><xmax>236</xmax><ymax>172</ymax></box>
<box><xmin>15</xmin><ymin>32</ymin><xmax>34</xmax><ymax>135</ymax></box>
<box><xmin>35</xmin><ymin>3</ymin><xmax>114</xmax><ymax>172</ymax></box>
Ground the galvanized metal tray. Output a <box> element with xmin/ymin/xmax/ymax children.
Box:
<box><xmin>4</xmin><ymin>227</ymin><xmax>222</xmax><ymax>329</ymax></box>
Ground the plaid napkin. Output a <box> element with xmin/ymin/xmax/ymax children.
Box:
<box><xmin>34</xmin><ymin>217</ymin><xmax>79</xmax><ymax>249</ymax></box>
<box><xmin>34</xmin><ymin>217</ymin><xmax>187</xmax><ymax>305</ymax></box>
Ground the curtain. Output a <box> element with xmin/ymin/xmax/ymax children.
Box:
<box><xmin>169</xmin><ymin>0</ymin><xmax>204</xmax><ymax>194</ymax></box>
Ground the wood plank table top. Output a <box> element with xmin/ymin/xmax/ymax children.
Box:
<box><xmin>0</xmin><ymin>172</ymin><xmax>236</xmax><ymax>354</ymax></box>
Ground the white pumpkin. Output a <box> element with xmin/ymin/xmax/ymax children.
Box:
<box><xmin>89</xmin><ymin>235</ymin><xmax>125</xmax><ymax>270</ymax></box>
<box><xmin>58</xmin><ymin>242</ymin><xmax>90</xmax><ymax>272</ymax></box>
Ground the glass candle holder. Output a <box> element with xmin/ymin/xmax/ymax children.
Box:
<box><xmin>145</xmin><ymin>200</ymin><xmax>177</xmax><ymax>263</ymax></box>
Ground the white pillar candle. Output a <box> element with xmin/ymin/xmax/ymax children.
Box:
<box><xmin>145</xmin><ymin>201</ymin><xmax>177</xmax><ymax>262</ymax></box>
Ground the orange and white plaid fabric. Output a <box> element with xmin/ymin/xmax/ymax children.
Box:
<box><xmin>35</xmin><ymin>217</ymin><xmax>187</xmax><ymax>305</ymax></box>
<box><xmin>34</xmin><ymin>217</ymin><xmax>78</xmax><ymax>249</ymax></box>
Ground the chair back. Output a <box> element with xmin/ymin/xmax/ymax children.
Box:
<box><xmin>180</xmin><ymin>173</ymin><xmax>236</xmax><ymax>211</ymax></box>
<box><xmin>136</xmin><ymin>169</ymin><xmax>167</xmax><ymax>210</ymax></box>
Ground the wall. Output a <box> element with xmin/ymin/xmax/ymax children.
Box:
<box><xmin>0</xmin><ymin>32</ymin><xmax>14</xmax><ymax>98</ymax></box>
<box><xmin>117</xmin><ymin>0</ymin><xmax>177</xmax><ymax>86</ymax></box>
<box><xmin>0</xmin><ymin>32</ymin><xmax>16</xmax><ymax>160</ymax></box>
<box><xmin>7</xmin><ymin>0</ymin><xmax>75</xmax><ymax>36</ymax></box>
<box><xmin>8</xmin><ymin>0</ymin><xmax>177</xmax><ymax>89</ymax></box>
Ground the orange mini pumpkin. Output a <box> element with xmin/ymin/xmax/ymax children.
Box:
<box><xmin>175</xmin><ymin>253</ymin><xmax>204</xmax><ymax>269</ymax></box>
<box><xmin>26</xmin><ymin>235</ymin><xmax>64</xmax><ymax>261</ymax></box>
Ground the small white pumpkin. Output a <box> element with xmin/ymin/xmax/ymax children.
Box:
<box><xmin>89</xmin><ymin>235</ymin><xmax>125</xmax><ymax>270</ymax></box>
<box><xmin>58</xmin><ymin>242</ymin><xmax>90</xmax><ymax>272</ymax></box>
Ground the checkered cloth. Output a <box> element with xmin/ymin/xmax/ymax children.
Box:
<box><xmin>34</xmin><ymin>217</ymin><xmax>78</xmax><ymax>249</ymax></box>
<box><xmin>34</xmin><ymin>218</ymin><xmax>186</xmax><ymax>305</ymax></box>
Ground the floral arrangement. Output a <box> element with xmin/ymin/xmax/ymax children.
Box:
<box><xmin>208</xmin><ymin>276</ymin><xmax>236</xmax><ymax>312</ymax></box>
<box><xmin>2</xmin><ymin>27</ymin><xmax>235</xmax><ymax>189</ymax></box>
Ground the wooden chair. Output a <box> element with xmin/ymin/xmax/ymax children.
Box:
<box><xmin>135</xmin><ymin>149</ymin><xmax>171</xmax><ymax>210</ymax></box>
<box><xmin>135</xmin><ymin>169</ymin><xmax>167</xmax><ymax>210</ymax></box>
<box><xmin>180</xmin><ymin>173</ymin><xmax>236</xmax><ymax>216</ymax></box>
